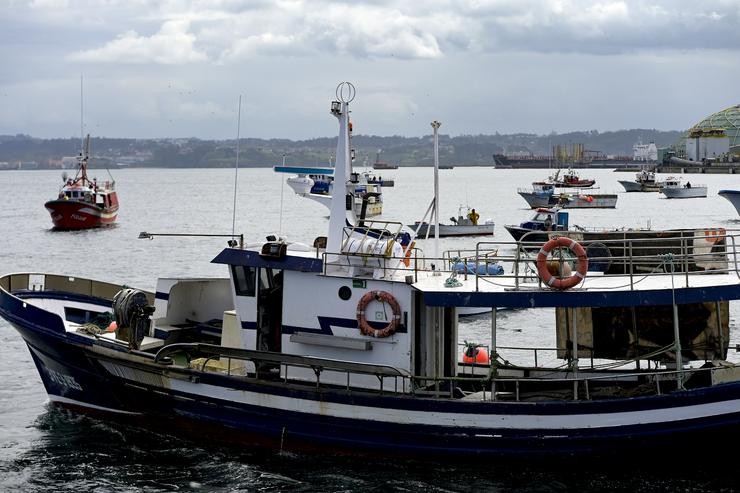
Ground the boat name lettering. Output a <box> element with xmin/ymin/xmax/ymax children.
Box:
<box><xmin>71</xmin><ymin>214</ymin><xmax>87</xmax><ymax>221</ymax></box>
<box><xmin>46</xmin><ymin>368</ymin><xmax>83</xmax><ymax>391</ymax></box>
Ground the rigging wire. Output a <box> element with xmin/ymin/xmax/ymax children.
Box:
<box><xmin>231</xmin><ymin>95</ymin><xmax>242</xmax><ymax>239</ymax></box>
<box><xmin>279</xmin><ymin>153</ymin><xmax>286</xmax><ymax>237</ymax></box>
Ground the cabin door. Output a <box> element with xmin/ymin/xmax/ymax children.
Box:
<box><xmin>256</xmin><ymin>268</ymin><xmax>283</xmax><ymax>354</ymax></box>
<box><xmin>413</xmin><ymin>292</ymin><xmax>458</xmax><ymax>380</ymax></box>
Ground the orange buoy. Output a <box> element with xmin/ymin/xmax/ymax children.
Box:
<box><xmin>462</xmin><ymin>346</ymin><xmax>490</xmax><ymax>364</ymax></box>
<box><xmin>106</xmin><ymin>321</ymin><xmax>118</xmax><ymax>332</ymax></box>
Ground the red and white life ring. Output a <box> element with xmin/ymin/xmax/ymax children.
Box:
<box><xmin>536</xmin><ymin>236</ymin><xmax>588</xmax><ymax>290</ymax></box>
<box><xmin>356</xmin><ymin>290</ymin><xmax>401</xmax><ymax>338</ymax></box>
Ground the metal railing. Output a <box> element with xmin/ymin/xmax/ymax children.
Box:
<box><xmin>151</xmin><ymin>341</ymin><xmax>731</xmax><ymax>403</ymax></box>
<box><xmin>320</xmin><ymin>229</ymin><xmax>740</xmax><ymax>291</ymax></box>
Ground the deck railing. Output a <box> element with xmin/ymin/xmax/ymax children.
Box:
<box><xmin>323</xmin><ymin>228</ymin><xmax>740</xmax><ymax>291</ymax></box>
<box><xmin>151</xmin><ymin>341</ymin><xmax>732</xmax><ymax>403</ymax></box>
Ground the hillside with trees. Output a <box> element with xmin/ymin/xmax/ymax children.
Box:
<box><xmin>0</xmin><ymin>129</ymin><xmax>683</xmax><ymax>169</ymax></box>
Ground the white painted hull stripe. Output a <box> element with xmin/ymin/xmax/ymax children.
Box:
<box><xmin>49</xmin><ymin>394</ymin><xmax>141</xmax><ymax>415</ymax></box>
<box><xmin>162</xmin><ymin>376</ymin><xmax>740</xmax><ymax>430</ymax></box>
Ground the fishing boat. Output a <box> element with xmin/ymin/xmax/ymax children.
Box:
<box><xmin>517</xmin><ymin>184</ymin><xmax>618</xmax><ymax>209</ymax></box>
<box><xmin>504</xmin><ymin>206</ymin><xmax>653</xmax><ymax>244</ymax></box>
<box><xmin>4</xmin><ymin>84</ymin><xmax>740</xmax><ymax>461</ymax></box>
<box><xmin>618</xmin><ymin>168</ymin><xmax>664</xmax><ymax>192</ymax></box>
<box><xmin>660</xmin><ymin>177</ymin><xmax>708</xmax><ymax>199</ymax></box>
<box><xmin>44</xmin><ymin>134</ymin><xmax>119</xmax><ymax>230</ymax></box>
<box><xmin>372</xmin><ymin>150</ymin><xmax>398</xmax><ymax>170</ymax></box>
<box><xmin>275</xmin><ymin>165</ymin><xmax>392</xmax><ymax>218</ymax></box>
<box><xmin>408</xmin><ymin>206</ymin><xmax>494</xmax><ymax>237</ymax></box>
<box><xmin>532</xmin><ymin>168</ymin><xmax>596</xmax><ymax>189</ymax></box>
<box><xmin>719</xmin><ymin>189</ymin><xmax>740</xmax><ymax>215</ymax></box>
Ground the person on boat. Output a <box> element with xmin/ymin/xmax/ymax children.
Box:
<box><xmin>686</xmin><ymin>181</ymin><xmax>691</xmax><ymax>188</ymax></box>
<box><xmin>467</xmin><ymin>208</ymin><xmax>480</xmax><ymax>225</ymax></box>
<box><xmin>544</xmin><ymin>216</ymin><xmax>553</xmax><ymax>231</ymax></box>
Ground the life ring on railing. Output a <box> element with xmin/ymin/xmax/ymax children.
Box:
<box><xmin>704</xmin><ymin>228</ymin><xmax>726</xmax><ymax>244</ymax></box>
<box><xmin>536</xmin><ymin>236</ymin><xmax>588</xmax><ymax>290</ymax></box>
<box><xmin>356</xmin><ymin>290</ymin><xmax>401</xmax><ymax>338</ymax></box>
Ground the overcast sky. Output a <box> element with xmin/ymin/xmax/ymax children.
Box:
<box><xmin>1</xmin><ymin>0</ymin><xmax>738</xmax><ymax>140</ymax></box>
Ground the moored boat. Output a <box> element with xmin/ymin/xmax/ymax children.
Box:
<box><xmin>532</xmin><ymin>168</ymin><xmax>596</xmax><ymax>189</ymax></box>
<box><xmin>660</xmin><ymin>177</ymin><xmax>708</xmax><ymax>199</ymax></box>
<box><xmin>719</xmin><ymin>189</ymin><xmax>740</xmax><ymax>215</ymax></box>
<box><xmin>618</xmin><ymin>168</ymin><xmax>664</xmax><ymax>192</ymax></box>
<box><xmin>44</xmin><ymin>134</ymin><xmax>119</xmax><ymax>230</ymax></box>
<box><xmin>4</xmin><ymin>84</ymin><xmax>740</xmax><ymax>461</ymax></box>
<box><xmin>408</xmin><ymin>206</ymin><xmax>494</xmax><ymax>237</ymax></box>
<box><xmin>517</xmin><ymin>184</ymin><xmax>618</xmax><ymax>209</ymax></box>
<box><xmin>505</xmin><ymin>206</ymin><xmax>646</xmax><ymax>246</ymax></box>
<box><xmin>275</xmin><ymin>165</ymin><xmax>392</xmax><ymax>218</ymax></box>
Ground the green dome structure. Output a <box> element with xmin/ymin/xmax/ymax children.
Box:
<box><xmin>674</xmin><ymin>104</ymin><xmax>740</xmax><ymax>158</ymax></box>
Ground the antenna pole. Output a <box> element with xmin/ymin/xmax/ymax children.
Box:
<box><xmin>431</xmin><ymin>120</ymin><xmax>441</xmax><ymax>261</ymax></box>
<box><xmin>232</xmin><ymin>95</ymin><xmax>242</xmax><ymax>239</ymax></box>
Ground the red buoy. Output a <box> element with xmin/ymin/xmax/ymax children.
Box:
<box><xmin>462</xmin><ymin>346</ymin><xmax>490</xmax><ymax>364</ymax></box>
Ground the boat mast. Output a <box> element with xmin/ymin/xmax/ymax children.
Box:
<box><xmin>78</xmin><ymin>134</ymin><xmax>90</xmax><ymax>185</ymax></box>
<box><xmin>326</xmin><ymin>82</ymin><xmax>355</xmax><ymax>259</ymax></box>
<box><xmin>76</xmin><ymin>75</ymin><xmax>89</xmax><ymax>185</ymax></box>
<box><xmin>80</xmin><ymin>75</ymin><xmax>84</xmax><ymax>156</ymax></box>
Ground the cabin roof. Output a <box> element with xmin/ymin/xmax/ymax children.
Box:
<box><xmin>212</xmin><ymin>247</ymin><xmax>323</xmax><ymax>272</ymax></box>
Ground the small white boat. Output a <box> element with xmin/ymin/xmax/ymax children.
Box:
<box><xmin>618</xmin><ymin>168</ymin><xmax>664</xmax><ymax>192</ymax></box>
<box><xmin>660</xmin><ymin>177</ymin><xmax>707</xmax><ymax>199</ymax></box>
<box><xmin>408</xmin><ymin>207</ymin><xmax>494</xmax><ymax>237</ymax></box>
<box><xmin>719</xmin><ymin>189</ymin><xmax>740</xmax><ymax>215</ymax></box>
<box><xmin>275</xmin><ymin>166</ymin><xmax>392</xmax><ymax>218</ymax></box>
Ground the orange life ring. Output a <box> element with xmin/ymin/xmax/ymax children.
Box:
<box><xmin>536</xmin><ymin>236</ymin><xmax>588</xmax><ymax>290</ymax></box>
<box><xmin>704</xmin><ymin>228</ymin><xmax>726</xmax><ymax>244</ymax></box>
<box><xmin>356</xmin><ymin>290</ymin><xmax>401</xmax><ymax>338</ymax></box>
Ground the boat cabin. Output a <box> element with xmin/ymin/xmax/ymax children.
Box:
<box><xmin>519</xmin><ymin>207</ymin><xmax>569</xmax><ymax>231</ymax></box>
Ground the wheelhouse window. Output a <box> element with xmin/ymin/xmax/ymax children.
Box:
<box><xmin>232</xmin><ymin>265</ymin><xmax>256</xmax><ymax>297</ymax></box>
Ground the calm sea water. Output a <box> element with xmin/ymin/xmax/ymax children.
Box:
<box><xmin>2</xmin><ymin>166</ymin><xmax>740</xmax><ymax>492</ymax></box>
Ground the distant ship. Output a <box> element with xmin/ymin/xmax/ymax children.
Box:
<box><xmin>372</xmin><ymin>149</ymin><xmax>398</xmax><ymax>169</ymax></box>
<box><xmin>493</xmin><ymin>143</ymin><xmax>636</xmax><ymax>169</ymax></box>
<box><xmin>633</xmin><ymin>140</ymin><xmax>658</xmax><ymax>162</ymax></box>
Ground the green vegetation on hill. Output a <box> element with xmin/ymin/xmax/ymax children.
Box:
<box><xmin>0</xmin><ymin>129</ymin><xmax>683</xmax><ymax>169</ymax></box>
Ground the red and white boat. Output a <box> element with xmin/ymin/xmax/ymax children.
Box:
<box><xmin>533</xmin><ymin>168</ymin><xmax>596</xmax><ymax>188</ymax></box>
<box><xmin>45</xmin><ymin>135</ymin><xmax>119</xmax><ymax>230</ymax></box>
